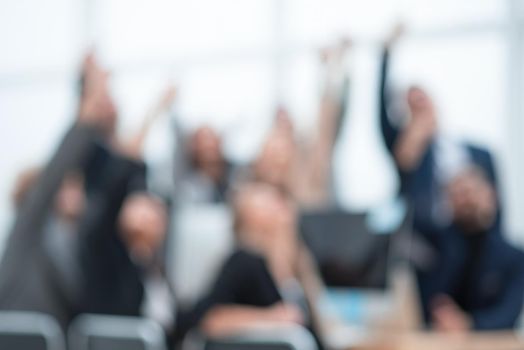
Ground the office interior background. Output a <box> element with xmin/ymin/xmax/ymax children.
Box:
<box><xmin>1</xmin><ymin>0</ymin><xmax>524</xmax><ymax>256</ymax></box>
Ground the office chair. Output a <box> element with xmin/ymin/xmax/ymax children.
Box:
<box><xmin>0</xmin><ymin>311</ymin><xmax>65</xmax><ymax>350</ymax></box>
<box><xmin>68</xmin><ymin>314</ymin><xmax>167</xmax><ymax>350</ymax></box>
<box><xmin>183</xmin><ymin>324</ymin><xmax>318</xmax><ymax>350</ymax></box>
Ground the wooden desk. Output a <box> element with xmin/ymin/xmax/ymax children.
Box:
<box><xmin>352</xmin><ymin>331</ymin><xmax>523</xmax><ymax>350</ymax></box>
<box><xmin>319</xmin><ymin>268</ymin><xmax>524</xmax><ymax>350</ymax></box>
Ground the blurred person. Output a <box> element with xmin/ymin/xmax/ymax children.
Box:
<box><xmin>8</xmin><ymin>166</ymin><xmax>87</xmax><ymax>324</ymax></box>
<box><xmin>416</xmin><ymin>167</ymin><xmax>524</xmax><ymax>332</ymax></box>
<box><xmin>252</xmin><ymin>109</ymin><xmax>297</xmax><ymax>195</ymax></box>
<box><xmin>73</xmin><ymin>56</ymin><xmax>176</xmax><ymax>332</ymax></box>
<box><xmin>0</xmin><ymin>51</ymin><xmax>176</xmax><ymax>333</ymax></box>
<box><xmin>167</xmin><ymin>115</ymin><xmax>235</xmax><ymax>204</ymax></box>
<box><xmin>0</xmin><ymin>53</ymin><xmax>117</xmax><ymax>327</ymax></box>
<box><xmin>378</xmin><ymin>25</ymin><xmax>502</xmax><ymax>231</ymax></box>
<box><xmin>176</xmin><ymin>182</ymin><xmax>324</xmax><ymax>345</ymax></box>
<box><xmin>253</xmin><ymin>40</ymin><xmax>351</xmax><ymax>208</ymax></box>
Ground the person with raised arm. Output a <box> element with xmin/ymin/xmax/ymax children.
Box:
<box><xmin>378</xmin><ymin>25</ymin><xmax>524</xmax><ymax>332</ymax></box>
<box><xmin>0</xmin><ymin>52</ymin><xmax>118</xmax><ymax>328</ymax></box>
<box><xmin>378</xmin><ymin>24</ymin><xmax>501</xmax><ymax>231</ymax></box>
<box><xmin>177</xmin><ymin>182</ymin><xmax>324</xmax><ymax>346</ymax></box>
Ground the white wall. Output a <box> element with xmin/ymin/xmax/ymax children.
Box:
<box><xmin>1</xmin><ymin>0</ymin><xmax>523</xmax><ymax>254</ymax></box>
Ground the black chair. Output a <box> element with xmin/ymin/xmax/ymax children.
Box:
<box><xmin>0</xmin><ymin>311</ymin><xmax>65</xmax><ymax>350</ymax></box>
<box><xmin>183</xmin><ymin>324</ymin><xmax>318</xmax><ymax>350</ymax></box>
<box><xmin>68</xmin><ymin>314</ymin><xmax>167</xmax><ymax>350</ymax></box>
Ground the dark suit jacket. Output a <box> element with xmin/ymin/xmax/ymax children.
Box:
<box><xmin>416</xmin><ymin>224</ymin><xmax>524</xmax><ymax>330</ymax></box>
<box><xmin>0</xmin><ymin>125</ymin><xmax>100</xmax><ymax>327</ymax></box>
<box><xmin>77</xmin><ymin>146</ymin><xmax>148</xmax><ymax>317</ymax></box>
<box><xmin>378</xmin><ymin>48</ymin><xmax>524</xmax><ymax>329</ymax></box>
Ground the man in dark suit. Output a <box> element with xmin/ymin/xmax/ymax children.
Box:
<box><xmin>73</xmin><ymin>56</ymin><xmax>174</xmax><ymax>331</ymax></box>
<box><xmin>377</xmin><ymin>26</ymin><xmax>524</xmax><ymax>331</ymax></box>
<box><xmin>378</xmin><ymin>26</ymin><xmax>502</xmax><ymax>233</ymax></box>
<box><xmin>417</xmin><ymin>169</ymin><xmax>524</xmax><ymax>331</ymax></box>
<box><xmin>0</xmin><ymin>53</ymin><xmax>172</xmax><ymax>331</ymax></box>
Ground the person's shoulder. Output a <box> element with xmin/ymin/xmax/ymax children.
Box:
<box><xmin>488</xmin><ymin>234</ymin><xmax>524</xmax><ymax>267</ymax></box>
<box><xmin>225</xmin><ymin>248</ymin><xmax>267</xmax><ymax>272</ymax></box>
<box><xmin>228</xmin><ymin>248</ymin><xmax>265</xmax><ymax>263</ymax></box>
<box><xmin>464</xmin><ymin>142</ymin><xmax>492</xmax><ymax>159</ymax></box>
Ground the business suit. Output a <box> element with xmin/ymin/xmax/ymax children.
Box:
<box><xmin>378</xmin><ymin>47</ymin><xmax>524</xmax><ymax>329</ymax></box>
<box><xmin>416</xmin><ymin>223</ymin><xmax>524</xmax><ymax>330</ymax></box>
<box><xmin>77</xmin><ymin>145</ymin><xmax>149</xmax><ymax>316</ymax></box>
<box><xmin>0</xmin><ymin>125</ymin><xmax>100</xmax><ymax>327</ymax></box>
<box><xmin>378</xmin><ymin>47</ymin><xmax>502</xmax><ymax>231</ymax></box>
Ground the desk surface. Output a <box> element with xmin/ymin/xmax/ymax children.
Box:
<box><xmin>319</xmin><ymin>268</ymin><xmax>524</xmax><ymax>350</ymax></box>
<box><xmin>352</xmin><ymin>331</ymin><xmax>523</xmax><ymax>350</ymax></box>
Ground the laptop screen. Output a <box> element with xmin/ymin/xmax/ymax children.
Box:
<box><xmin>299</xmin><ymin>210</ymin><xmax>392</xmax><ymax>290</ymax></box>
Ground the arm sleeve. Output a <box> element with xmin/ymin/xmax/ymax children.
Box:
<box><xmin>379</xmin><ymin>48</ymin><xmax>400</xmax><ymax>153</ymax></box>
<box><xmin>80</xmin><ymin>151</ymin><xmax>147</xmax><ymax>248</ymax></box>
<box><xmin>171</xmin><ymin>116</ymin><xmax>191</xmax><ymax>203</ymax></box>
<box><xmin>333</xmin><ymin>76</ymin><xmax>350</xmax><ymax>143</ymax></box>
<box><xmin>471</xmin><ymin>249</ymin><xmax>524</xmax><ymax>330</ymax></box>
<box><xmin>8</xmin><ymin>124</ymin><xmax>99</xmax><ymax>248</ymax></box>
<box><xmin>471</xmin><ymin>148</ymin><xmax>503</xmax><ymax>233</ymax></box>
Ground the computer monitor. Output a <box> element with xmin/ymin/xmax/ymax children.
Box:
<box><xmin>299</xmin><ymin>210</ymin><xmax>394</xmax><ymax>290</ymax></box>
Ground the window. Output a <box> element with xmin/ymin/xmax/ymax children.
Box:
<box><xmin>1</xmin><ymin>0</ymin><xmax>523</xmax><ymax>248</ymax></box>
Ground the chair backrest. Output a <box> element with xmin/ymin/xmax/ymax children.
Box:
<box><xmin>0</xmin><ymin>311</ymin><xmax>65</xmax><ymax>350</ymax></box>
<box><xmin>168</xmin><ymin>204</ymin><xmax>234</xmax><ymax>307</ymax></box>
<box><xmin>183</xmin><ymin>324</ymin><xmax>318</xmax><ymax>350</ymax></box>
<box><xmin>68</xmin><ymin>314</ymin><xmax>166</xmax><ymax>350</ymax></box>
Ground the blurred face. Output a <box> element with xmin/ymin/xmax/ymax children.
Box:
<box><xmin>190</xmin><ymin>126</ymin><xmax>223</xmax><ymax>169</ymax></box>
<box><xmin>234</xmin><ymin>183</ymin><xmax>296</xmax><ymax>248</ymax></box>
<box><xmin>55</xmin><ymin>173</ymin><xmax>86</xmax><ymax>223</ymax></box>
<box><xmin>118</xmin><ymin>193</ymin><xmax>168</xmax><ymax>263</ymax></box>
<box><xmin>448</xmin><ymin>169</ymin><xmax>497</xmax><ymax>233</ymax></box>
<box><xmin>254</xmin><ymin>130</ymin><xmax>295</xmax><ymax>189</ymax></box>
<box><xmin>407</xmin><ymin>86</ymin><xmax>434</xmax><ymax>116</ymax></box>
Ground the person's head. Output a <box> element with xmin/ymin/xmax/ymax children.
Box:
<box><xmin>189</xmin><ymin>126</ymin><xmax>224</xmax><ymax>171</ymax></box>
<box><xmin>118</xmin><ymin>192</ymin><xmax>168</xmax><ymax>264</ymax></box>
<box><xmin>447</xmin><ymin>168</ymin><xmax>497</xmax><ymax>233</ymax></box>
<box><xmin>407</xmin><ymin>85</ymin><xmax>435</xmax><ymax>117</ymax></box>
<box><xmin>253</xmin><ymin>128</ymin><xmax>295</xmax><ymax>190</ymax></box>
<box><xmin>232</xmin><ymin>182</ymin><xmax>296</xmax><ymax>250</ymax></box>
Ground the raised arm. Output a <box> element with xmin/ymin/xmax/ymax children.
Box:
<box><xmin>117</xmin><ymin>86</ymin><xmax>176</xmax><ymax>161</ymax></box>
<box><xmin>299</xmin><ymin>41</ymin><xmax>352</xmax><ymax>205</ymax></box>
<box><xmin>5</xmin><ymin>50</ymin><xmax>117</xmax><ymax>250</ymax></box>
<box><xmin>6</xmin><ymin>125</ymin><xmax>100</xmax><ymax>251</ymax></box>
<box><xmin>379</xmin><ymin>25</ymin><xmax>405</xmax><ymax>153</ymax></box>
<box><xmin>379</xmin><ymin>49</ymin><xmax>398</xmax><ymax>152</ymax></box>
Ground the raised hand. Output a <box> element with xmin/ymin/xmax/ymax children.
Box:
<box><xmin>117</xmin><ymin>85</ymin><xmax>177</xmax><ymax>160</ymax></box>
<box><xmin>386</xmin><ymin>22</ymin><xmax>406</xmax><ymax>48</ymax></box>
<box><xmin>77</xmin><ymin>53</ymin><xmax>117</xmax><ymax>136</ymax></box>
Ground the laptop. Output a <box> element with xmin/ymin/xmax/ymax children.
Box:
<box><xmin>299</xmin><ymin>210</ymin><xmax>393</xmax><ymax>289</ymax></box>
